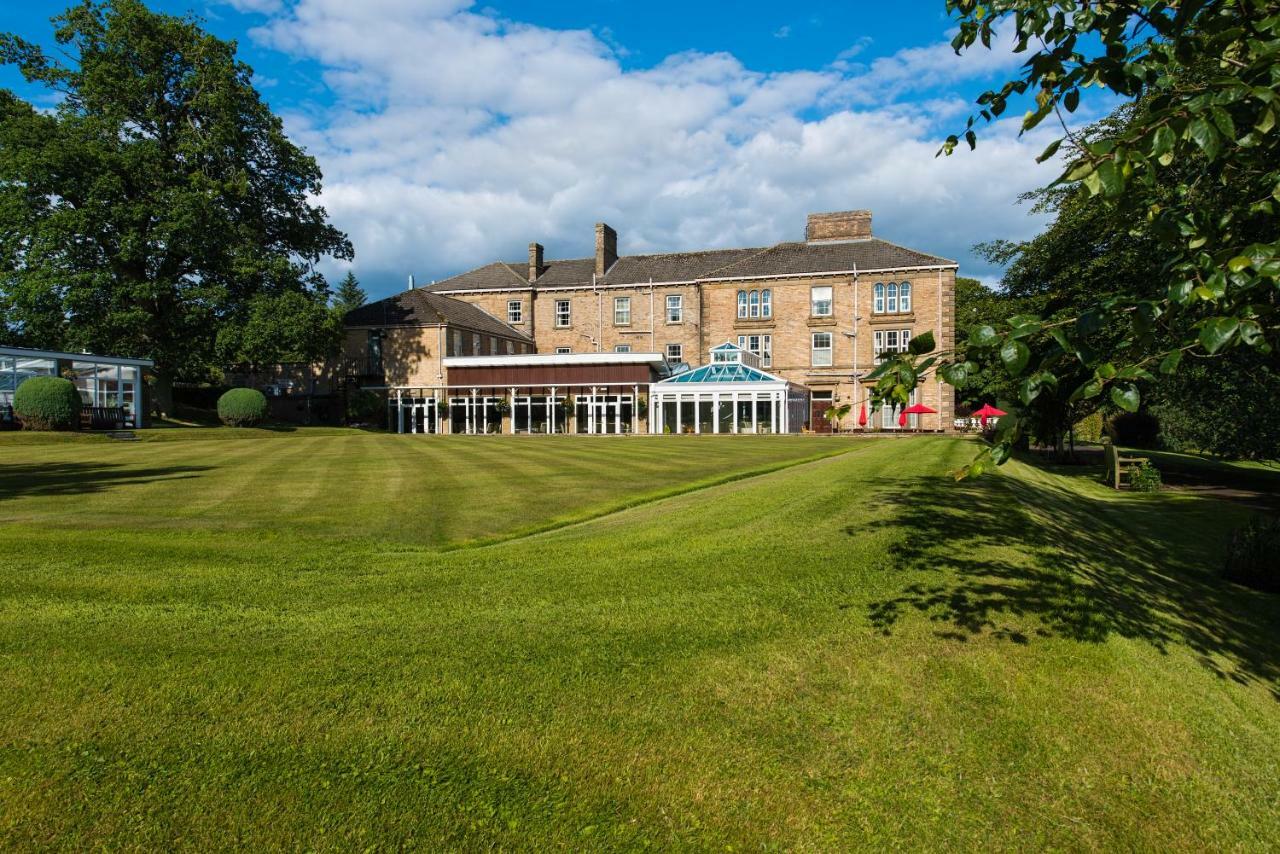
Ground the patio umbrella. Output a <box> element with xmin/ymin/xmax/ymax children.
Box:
<box><xmin>971</xmin><ymin>403</ymin><xmax>1007</xmax><ymax>429</ymax></box>
<box><xmin>902</xmin><ymin>402</ymin><xmax>937</xmax><ymax>432</ymax></box>
<box><xmin>858</xmin><ymin>402</ymin><xmax>867</xmax><ymax>428</ymax></box>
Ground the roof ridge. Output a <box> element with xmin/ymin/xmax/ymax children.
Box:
<box><xmin>700</xmin><ymin>243</ymin><xmax>784</xmax><ymax>278</ymax></box>
<box><xmin>496</xmin><ymin>260</ymin><xmax>531</xmax><ymax>284</ymax></box>
<box><xmin>859</xmin><ymin>235</ymin><xmax>957</xmax><ymax>266</ymax></box>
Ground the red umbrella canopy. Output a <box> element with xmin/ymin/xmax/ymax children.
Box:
<box><xmin>903</xmin><ymin>403</ymin><xmax>937</xmax><ymax>415</ymax></box>
<box><xmin>898</xmin><ymin>409</ymin><xmax>908</xmax><ymax>427</ymax></box>
<box><xmin>858</xmin><ymin>403</ymin><xmax>868</xmax><ymax>426</ymax></box>
<box><xmin>972</xmin><ymin>402</ymin><xmax>1006</xmax><ymax>429</ymax></box>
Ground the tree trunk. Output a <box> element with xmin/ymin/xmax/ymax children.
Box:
<box><xmin>152</xmin><ymin>370</ymin><xmax>174</xmax><ymax>419</ymax></box>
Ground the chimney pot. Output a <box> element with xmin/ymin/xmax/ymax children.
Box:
<box><xmin>805</xmin><ymin>210</ymin><xmax>872</xmax><ymax>242</ymax></box>
<box><xmin>528</xmin><ymin>242</ymin><xmax>545</xmax><ymax>282</ymax></box>
<box><xmin>595</xmin><ymin>222</ymin><xmax>618</xmax><ymax>276</ymax></box>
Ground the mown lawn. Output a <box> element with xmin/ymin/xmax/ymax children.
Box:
<box><xmin>1</xmin><ymin>430</ymin><xmax>1278</xmax><ymax>850</ymax></box>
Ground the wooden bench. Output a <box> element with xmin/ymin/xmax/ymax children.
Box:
<box><xmin>1103</xmin><ymin>441</ymin><xmax>1149</xmax><ymax>490</ymax></box>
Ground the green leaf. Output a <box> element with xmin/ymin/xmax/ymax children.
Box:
<box><xmin>1158</xmin><ymin>350</ymin><xmax>1183</xmax><ymax>375</ymax></box>
<box><xmin>1036</xmin><ymin>138</ymin><xmax>1063</xmax><ymax>163</ymax></box>
<box><xmin>1226</xmin><ymin>255</ymin><xmax>1252</xmax><ymax>272</ymax></box>
<box><xmin>938</xmin><ymin>362</ymin><xmax>969</xmax><ymax>387</ymax></box>
<box><xmin>1019</xmin><ymin>375</ymin><xmax>1042</xmax><ymax>405</ymax></box>
<box><xmin>1198</xmin><ymin>317</ymin><xmax>1239</xmax><ymax>354</ymax></box>
<box><xmin>1238</xmin><ymin>320</ymin><xmax>1264</xmax><ymax>346</ymax></box>
<box><xmin>1186</xmin><ymin>116</ymin><xmax>1221</xmax><ymax>161</ymax></box>
<box><xmin>1151</xmin><ymin>125</ymin><xmax>1175</xmax><ymax>165</ymax></box>
<box><xmin>969</xmin><ymin>325</ymin><xmax>999</xmax><ymax>348</ymax></box>
<box><xmin>1096</xmin><ymin>159</ymin><xmax>1123</xmax><ymax>196</ymax></box>
<box><xmin>999</xmin><ymin>339</ymin><xmax>1030</xmax><ymax>376</ymax></box>
<box><xmin>907</xmin><ymin>330</ymin><xmax>936</xmax><ymax>355</ymax></box>
<box><xmin>1083</xmin><ymin>168</ymin><xmax>1103</xmax><ymax>196</ymax></box>
<box><xmin>1068</xmin><ymin>379</ymin><xmax>1102</xmax><ymax>403</ymax></box>
<box><xmin>1110</xmin><ymin>383</ymin><xmax>1140</xmax><ymax>413</ymax></box>
<box><xmin>1095</xmin><ymin>362</ymin><xmax>1117</xmax><ymax>380</ymax></box>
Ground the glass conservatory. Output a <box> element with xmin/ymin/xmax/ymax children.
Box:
<box><xmin>1</xmin><ymin>346</ymin><xmax>152</xmax><ymax>428</ymax></box>
<box><xmin>648</xmin><ymin>343</ymin><xmax>810</xmax><ymax>434</ymax></box>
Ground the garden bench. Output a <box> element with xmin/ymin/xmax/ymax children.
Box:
<box><xmin>1103</xmin><ymin>441</ymin><xmax>1148</xmax><ymax>490</ymax></box>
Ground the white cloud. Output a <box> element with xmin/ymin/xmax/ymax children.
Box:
<box><xmin>239</xmin><ymin>1</ymin><xmax>1086</xmax><ymax>294</ymax></box>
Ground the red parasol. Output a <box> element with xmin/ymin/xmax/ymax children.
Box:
<box><xmin>902</xmin><ymin>402</ymin><xmax>937</xmax><ymax>432</ymax></box>
<box><xmin>858</xmin><ymin>402</ymin><xmax>867</xmax><ymax>428</ymax></box>
<box><xmin>971</xmin><ymin>403</ymin><xmax>1007</xmax><ymax>429</ymax></box>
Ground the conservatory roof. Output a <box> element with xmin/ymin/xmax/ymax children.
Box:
<box><xmin>657</xmin><ymin>361</ymin><xmax>780</xmax><ymax>384</ymax></box>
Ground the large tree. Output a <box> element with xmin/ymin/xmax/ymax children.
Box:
<box><xmin>871</xmin><ymin>0</ymin><xmax>1280</xmax><ymax>476</ymax></box>
<box><xmin>0</xmin><ymin>0</ymin><xmax>352</xmax><ymax>412</ymax></box>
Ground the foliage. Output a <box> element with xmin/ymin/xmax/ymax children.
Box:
<box><xmin>824</xmin><ymin>402</ymin><xmax>852</xmax><ymax>432</ymax></box>
<box><xmin>332</xmin><ymin>271</ymin><xmax>367</xmax><ymax>316</ymax></box>
<box><xmin>1149</xmin><ymin>344</ymin><xmax>1280</xmax><ymax>459</ymax></box>
<box><xmin>1130</xmin><ymin>460</ymin><xmax>1163</xmax><ymax>492</ymax></box>
<box><xmin>0</xmin><ymin>1</ymin><xmax>352</xmax><ymax>409</ymax></box>
<box><xmin>216</xmin><ymin>388</ymin><xmax>267</xmax><ymax>427</ymax></box>
<box><xmin>13</xmin><ymin>376</ymin><xmax>80</xmax><ymax>430</ymax></box>
<box><xmin>1110</xmin><ymin>411</ymin><xmax>1161</xmax><ymax>448</ymax></box>
<box><xmin>216</xmin><ymin>289</ymin><xmax>342</xmax><ymax>369</ymax></box>
<box><xmin>1073</xmin><ymin>411</ymin><xmax>1104</xmax><ymax>443</ymax></box>
<box><xmin>1222</xmin><ymin>514</ymin><xmax>1280</xmax><ymax>592</ymax></box>
<box><xmin>347</xmin><ymin>388</ymin><xmax>383</xmax><ymax>423</ymax></box>
<box><xmin>873</xmin><ymin>1</ymin><xmax>1280</xmax><ymax>478</ymax></box>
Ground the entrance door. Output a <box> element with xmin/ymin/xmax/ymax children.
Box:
<box><xmin>810</xmin><ymin>393</ymin><xmax>833</xmax><ymax>433</ymax></box>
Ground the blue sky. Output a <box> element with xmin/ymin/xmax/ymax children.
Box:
<box><xmin>1</xmin><ymin>1</ymin><xmax>1110</xmax><ymax>299</ymax></box>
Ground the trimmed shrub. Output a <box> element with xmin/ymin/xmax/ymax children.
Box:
<box><xmin>14</xmin><ymin>376</ymin><xmax>81</xmax><ymax>430</ymax></box>
<box><xmin>1130</xmin><ymin>461</ymin><xmax>1162</xmax><ymax>492</ymax></box>
<box><xmin>1222</xmin><ymin>515</ymin><xmax>1280</xmax><ymax>593</ymax></box>
<box><xmin>217</xmin><ymin>388</ymin><xmax>268</xmax><ymax>427</ymax></box>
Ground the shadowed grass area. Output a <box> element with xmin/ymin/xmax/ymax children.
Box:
<box><xmin>0</xmin><ymin>432</ymin><xmax>1277</xmax><ymax>849</ymax></box>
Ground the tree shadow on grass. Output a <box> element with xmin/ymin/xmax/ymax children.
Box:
<box><xmin>857</xmin><ymin>470</ymin><xmax>1280</xmax><ymax>697</ymax></box>
<box><xmin>0</xmin><ymin>462</ymin><xmax>210</xmax><ymax>501</ymax></box>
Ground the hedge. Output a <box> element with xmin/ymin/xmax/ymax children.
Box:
<box><xmin>14</xmin><ymin>376</ymin><xmax>81</xmax><ymax>430</ymax></box>
<box><xmin>217</xmin><ymin>388</ymin><xmax>269</xmax><ymax>427</ymax></box>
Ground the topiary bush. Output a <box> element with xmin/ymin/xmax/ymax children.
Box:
<box><xmin>14</xmin><ymin>376</ymin><xmax>82</xmax><ymax>430</ymax></box>
<box><xmin>1222</xmin><ymin>515</ymin><xmax>1280</xmax><ymax>593</ymax></box>
<box><xmin>217</xmin><ymin>388</ymin><xmax>269</xmax><ymax>427</ymax></box>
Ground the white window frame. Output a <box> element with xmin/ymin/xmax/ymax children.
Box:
<box><xmin>666</xmin><ymin>343</ymin><xmax>683</xmax><ymax>363</ymax></box>
<box><xmin>873</xmin><ymin>283</ymin><xmax>885</xmax><ymax>314</ymax></box>
<box><xmin>507</xmin><ymin>300</ymin><xmax>522</xmax><ymax>323</ymax></box>
<box><xmin>761</xmin><ymin>288</ymin><xmax>772</xmax><ymax>318</ymax></box>
<box><xmin>811</xmin><ymin>332</ymin><xmax>833</xmax><ymax>367</ymax></box>
<box><xmin>737</xmin><ymin>290</ymin><xmax>748</xmax><ymax>319</ymax></box>
<box><xmin>555</xmin><ymin>347</ymin><xmax>572</xmax><ymax>354</ymax></box>
<box><xmin>899</xmin><ymin>282</ymin><xmax>912</xmax><ymax>313</ymax></box>
<box><xmin>472</xmin><ymin>333</ymin><xmax>481</xmax><ymax>356</ymax></box>
<box><xmin>887</xmin><ymin>282</ymin><xmax>899</xmax><ymax>313</ymax></box>
<box><xmin>666</xmin><ymin>294</ymin><xmax>683</xmax><ymax>323</ymax></box>
<box><xmin>555</xmin><ymin>299</ymin><xmax>571</xmax><ymax>328</ymax></box>
<box><xmin>614</xmin><ymin>296</ymin><xmax>631</xmax><ymax>326</ymax></box>
<box><xmin>749</xmin><ymin>290</ymin><xmax>760</xmax><ymax>318</ymax></box>
<box><xmin>811</xmin><ymin>285</ymin><xmax>833</xmax><ymax>317</ymax></box>
<box><xmin>737</xmin><ymin>334</ymin><xmax>772</xmax><ymax>367</ymax></box>
<box><xmin>874</xmin><ymin>328</ymin><xmax>913</xmax><ymax>363</ymax></box>
<box><xmin>614</xmin><ymin>344</ymin><xmax>631</xmax><ymax>353</ymax></box>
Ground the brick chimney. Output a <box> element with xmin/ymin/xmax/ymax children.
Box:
<box><xmin>805</xmin><ymin>210</ymin><xmax>872</xmax><ymax>242</ymax></box>
<box><xmin>528</xmin><ymin>242</ymin><xmax>545</xmax><ymax>282</ymax></box>
<box><xmin>595</xmin><ymin>222</ymin><xmax>618</xmax><ymax>276</ymax></box>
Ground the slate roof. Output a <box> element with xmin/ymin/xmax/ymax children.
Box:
<box><xmin>345</xmin><ymin>288</ymin><xmax>533</xmax><ymax>341</ymax></box>
<box><xmin>426</xmin><ymin>238</ymin><xmax>955</xmax><ymax>294</ymax></box>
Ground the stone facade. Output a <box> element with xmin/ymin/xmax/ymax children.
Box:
<box><xmin>422</xmin><ymin>209</ymin><xmax>959</xmax><ymax>432</ymax></box>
